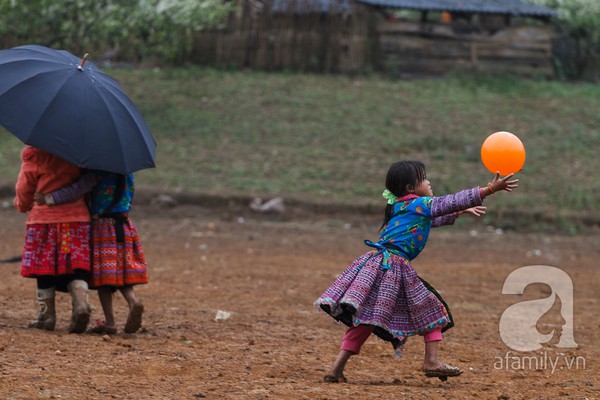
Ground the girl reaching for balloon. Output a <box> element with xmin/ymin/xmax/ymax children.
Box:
<box><xmin>315</xmin><ymin>160</ymin><xmax>518</xmax><ymax>383</ymax></box>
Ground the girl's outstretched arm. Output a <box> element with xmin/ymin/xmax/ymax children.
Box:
<box><xmin>430</xmin><ymin>187</ymin><xmax>483</xmax><ymax>220</ymax></box>
<box><xmin>430</xmin><ymin>172</ymin><xmax>519</xmax><ymax>220</ymax></box>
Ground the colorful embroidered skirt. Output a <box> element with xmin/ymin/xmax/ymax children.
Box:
<box><xmin>315</xmin><ymin>251</ymin><xmax>453</xmax><ymax>352</ymax></box>
<box><xmin>21</xmin><ymin>222</ymin><xmax>91</xmax><ymax>277</ymax></box>
<box><xmin>90</xmin><ymin>216</ymin><xmax>148</xmax><ymax>288</ymax></box>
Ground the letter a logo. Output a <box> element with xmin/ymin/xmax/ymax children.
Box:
<box><xmin>499</xmin><ymin>265</ymin><xmax>578</xmax><ymax>352</ymax></box>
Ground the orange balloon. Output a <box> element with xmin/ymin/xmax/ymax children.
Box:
<box><xmin>480</xmin><ymin>131</ymin><xmax>526</xmax><ymax>175</ymax></box>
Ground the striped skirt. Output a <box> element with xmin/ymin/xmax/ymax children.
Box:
<box><xmin>315</xmin><ymin>251</ymin><xmax>452</xmax><ymax>353</ymax></box>
<box><xmin>90</xmin><ymin>216</ymin><xmax>148</xmax><ymax>288</ymax></box>
<box><xmin>21</xmin><ymin>222</ymin><xmax>91</xmax><ymax>278</ymax></box>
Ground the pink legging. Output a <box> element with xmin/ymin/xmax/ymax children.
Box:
<box><xmin>340</xmin><ymin>325</ymin><xmax>443</xmax><ymax>354</ymax></box>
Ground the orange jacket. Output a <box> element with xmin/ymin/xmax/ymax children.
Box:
<box><xmin>14</xmin><ymin>146</ymin><xmax>90</xmax><ymax>224</ymax></box>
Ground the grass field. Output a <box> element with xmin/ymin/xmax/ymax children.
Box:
<box><xmin>1</xmin><ymin>68</ymin><xmax>598</xmax><ymax>232</ymax></box>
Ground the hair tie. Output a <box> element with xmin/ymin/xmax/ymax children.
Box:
<box><xmin>382</xmin><ymin>189</ymin><xmax>398</xmax><ymax>205</ymax></box>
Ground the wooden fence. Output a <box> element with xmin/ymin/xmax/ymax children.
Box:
<box><xmin>192</xmin><ymin>1</ymin><xmax>373</xmax><ymax>73</ymax></box>
<box><xmin>378</xmin><ymin>19</ymin><xmax>555</xmax><ymax>78</ymax></box>
<box><xmin>192</xmin><ymin>1</ymin><xmax>556</xmax><ymax>77</ymax></box>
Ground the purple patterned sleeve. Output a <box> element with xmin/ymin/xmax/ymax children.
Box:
<box><xmin>430</xmin><ymin>187</ymin><xmax>482</xmax><ymax>219</ymax></box>
<box><xmin>431</xmin><ymin>213</ymin><xmax>457</xmax><ymax>227</ymax></box>
<box><xmin>49</xmin><ymin>172</ymin><xmax>97</xmax><ymax>205</ymax></box>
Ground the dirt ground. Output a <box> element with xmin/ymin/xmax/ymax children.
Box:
<box><xmin>0</xmin><ymin>195</ymin><xmax>598</xmax><ymax>400</ymax></box>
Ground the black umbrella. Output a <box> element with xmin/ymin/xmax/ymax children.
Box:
<box><xmin>0</xmin><ymin>45</ymin><xmax>155</xmax><ymax>174</ymax></box>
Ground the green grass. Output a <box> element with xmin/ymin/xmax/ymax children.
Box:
<box><xmin>1</xmin><ymin>67</ymin><xmax>599</xmax><ymax>231</ymax></box>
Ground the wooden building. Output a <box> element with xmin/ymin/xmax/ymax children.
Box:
<box><xmin>363</xmin><ymin>0</ymin><xmax>558</xmax><ymax>77</ymax></box>
<box><xmin>192</xmin><ymin>0</ymin><xmax>558</xmax><ymax>77</ymax></box>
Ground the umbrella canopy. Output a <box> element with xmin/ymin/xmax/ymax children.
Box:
<box><xmin>0</xmin><ymin>45</ymin><xmax>156</xmax><ymax>174</ymax></box>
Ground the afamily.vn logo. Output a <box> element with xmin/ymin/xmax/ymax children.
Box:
<box><xmin>494</xmin><ymin>351</ymin><xmax>586</xmax><ymax>374</ymax></box>
<box><xmin>498</xmin><ymin>265</ymin><xmax>578</xmax><ymax>352</ymax></box>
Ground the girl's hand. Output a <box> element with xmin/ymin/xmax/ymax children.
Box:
<box><xmin>459</xmin><ymin>206</ymin><xmax>487</xmax><ymax>217</ymax></box>
<box><xmin>490</xmin><ymin>172</ymin><xmax>519</xmax><ymax>193</ymax></box>
<box><xmin>34</xmin><ymin>192</ymin><xmax>46</xmax><ymax>205</ymax></box>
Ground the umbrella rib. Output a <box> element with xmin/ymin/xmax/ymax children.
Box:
<box><xmin>0</xmin><ymin>58</ymin><xmax>66</xmax><ymax>72</ymax></box>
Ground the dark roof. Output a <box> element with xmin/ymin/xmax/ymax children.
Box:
<box><xmin>267</xmin><ymin>0</ymin><xmax>557</xmax><ymax>17</ymax></box>
<box><xmin>271</xmin><ymin>0</ymin><xmax>352</xmax><ymax>13</ymax></box>
<box><xmin>355</xmin><ymin>0</ymin><xmax>558</xmax><ymax>17</ymax></box>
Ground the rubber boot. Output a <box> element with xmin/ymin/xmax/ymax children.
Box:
<box><xmin>28</xmin><ymin>287</ymin><xmax>56</xmax><ymax>331</ymax></box>
<box><xmin>67</xmin><ymin>280</ymin><xmax>91</xmax><ymax>333</ymax></box>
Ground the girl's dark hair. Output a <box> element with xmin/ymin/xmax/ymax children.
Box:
<box><xmin>379</xmin><ymin>160</ymin><xmax>427</xmax><ymax>230</ymax></box>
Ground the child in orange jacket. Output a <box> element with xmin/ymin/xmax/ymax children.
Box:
<box><xmin>14</xmin><ymin>145</ymin><xmax>92</xmax><ymax>333</ymax></box>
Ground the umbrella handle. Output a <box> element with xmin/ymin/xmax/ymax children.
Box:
<box><xmin>77</xmin><ymin>53</ymin><xmax>89</xmax><ymax>71</ymax></box>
